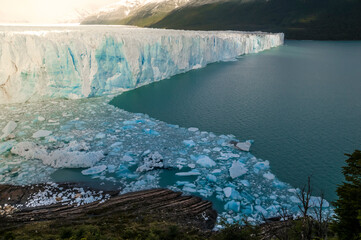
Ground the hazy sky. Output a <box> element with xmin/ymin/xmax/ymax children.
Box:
<box><xmin>0</xmin><ymin>0</ymin><xmax>120</xmax><ymax>24</ymax></box>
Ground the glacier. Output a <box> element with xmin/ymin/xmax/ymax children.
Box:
<box><xmin>0</xmin><ymin>25</ymin><xmax>332</xmax><ymax>225</ymax></box>
<box><xmin>0</xmin><ymin>25</ymin><xmax>283</xmax><ymax>104</ymax></box>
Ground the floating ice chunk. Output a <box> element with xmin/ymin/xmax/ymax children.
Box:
<box><xmin>206</xmin><ymin>174</ymin><xmax>217</xmax><ymax>182</ymax></box>
<box><xmin>211</xmin><ymin>169</ymin><xmax>222</xmax><ymax>175</ymax></box>
<box><xmin>230</xmin><ymin>189</ymin><xmax>241</xmax><ymax>200</ymax></box>
<box><xmin>183</xmin><ymin>140</ymin><xmax>196</xmax><ymax>147</ymax></box>
<box><xmin>212</xmin><ymin>147</ymin><xmax>222</xmax><ymax>152</ymax></box>
<box><xmin>194</xmin><ymin>155</ymin><xmax>216</xmax><ymax>168</ymax></box>
<box><xmin>290</xmin><ymin>196</ymin><xmax>301</xmax><ymax>203</ymax></box>
<box><xmin>11</xmin><ymin>142</ymin><xmax>48</xmax><ymax>159</ymax></box>
<box><xmin>11</xmin><ymin>141</ymin><xmax>104</xmax><ymax>168</ymax></box>
<box><xmin>47</xmin><ymin>136</ymin><xmax>57</xmax><ymax>143</ymax></box>
<box><xmin>223</xmin><ymin>187</ymin><xmax>233</xmax><ymax>198</ymax></box>
<box><xmin>176</xmin><ymin>170</ymin><xmax>201</xmax><ymax>176</ymax></box>
<box><xmin>183</xmin><ymin>186</ymin><xmax>197</xmax><ymax>193</ymax></box>
<box><xmin>235</xmin><ymin>140</ymin><xmax>252</xmax><ymax>152</ymax></box>
<box><xmin>117</xmin><ymin>165</ymin><xmax>138</xmax><ymax>179</ymax></box>
<box><xmin>176</xmin><ymin>181</ymin><xmax>190</xmax><ymax>186</ymax></box>
<box><xmin>309</xmin><ymin>196</ymin><xmax>330</xmax><ymax>208</ymax></box>
<box><xmin>263</xmin><ymin>172</ymin><xmax>275</xmax><ymax>180</ymax></box>
<box><xmin>253</xmin><ymin>160</ymin><xmax>270</xmax><ymax>173</ymax></box>
<box><xmin>136</xmin><ymin>151</ymin><xmax>164</xmax><ymax>172</ymax></box>
<box><xmin>81</xmin><ymin>165</ymin><xmax>107</xmax><ymax>175</ymax></box>
<box><xmin>95</xmin><ymin>133</ymin><xmax>106</xmax><ymax>139</ymax></box>
<box><xmin>254</xmin><ymin>205</ymin><xmax>268</xmax><ymax>216</ymax></box>
<box><xmin>107</xmin><ymin>165</ymin><xmax>116</xmax><ymax>173</ymax></box>
<box><xmin>0</xmin><ymin>141</ymin><xmax>15</xmax><ymax>155</ymax></box>
<box><xmin>241</xmin><ymin>180</ymin><xmax>250</xmax><ymax>187</ymax></box>
<box><xmin>224</xmin><ymin>200</ymin><xmax>240</xmax><ymax>212</ymax></box>
<box><xmin>122</xmin><ymin>155</ymin><xmax>133</xmax><ymax>162</ymax></box>
<box><xmin>32</xmin><ymin>130</ymin><xmax>52</xmax><ymax>138</ymax></box>
<box><xmin>229</xmin><ymin>161</ymin><xmax>248</xmax><ymax>179</ymax></box>
<box><xmin>45</xmin><ymin>150</ymin><xmax>104</xmax><ymax>168</ymax></box>
<box><xmin>122</xmin><ymin>125</ymin><xmax>135</xmax><ymax>130</ymax></box>
<box><xmin>143</xmin><ymin>129</ymin><xmax>160</xmax><ymax>136</ymax></box>
<box><xmin>188</xmin><ymin>163</ymin><xmax>196</xmax><ymax>169</ymax></box>
<box><xmin>37</xmin><ymin>116</ymin><xmax>45</xmax><ymax>121</ymax></box>
<box><xmin>188</xmin><ymin>127</ymin><xmax>199</xmax><ymax>132</ymax></box>
<box><xmin>1</xmin><ymin>121</ymin><xmax>17</xmax><ymax>140</ymax></box>
<box><xmin>218</xmin><ymin>152</ymin><xmax>240</xmax><ymax>160</ymax></box>
<box><xmin>273</xmin><ymin>179</ymin><xmax>286</xmax><ymax>189</ymax></box>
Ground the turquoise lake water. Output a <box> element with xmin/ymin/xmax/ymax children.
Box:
<box><xmin>111</xmin><ymin>41</ymin><xmax>361</xmax><ymax>201</ymax></box>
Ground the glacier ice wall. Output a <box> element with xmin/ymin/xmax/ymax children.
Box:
<box><xmin>0</xmin><ymin>25</ymin><xmax>283</xmax><ymax>104</ymax></box>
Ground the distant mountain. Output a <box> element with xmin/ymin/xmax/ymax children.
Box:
<box><xmin>82</xmin><ymin>0</ymin><xmax>361</xmax><ymax>40</ymax></box>
<box><xmin>82</xmin><ymin>0</ymin><xmax>191</xmax><ymax>26</ymax></box>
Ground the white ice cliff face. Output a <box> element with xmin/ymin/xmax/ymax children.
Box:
<box><xmin>0</xmin><ymin>25</ymin><xmax>283</xmax><ymax>104</ymax></box>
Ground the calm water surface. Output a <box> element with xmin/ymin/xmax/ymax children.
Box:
<box><xmin>111</xmin><ymin>41</ymin><xmax>361</xmax><ymax>201</ymax></box>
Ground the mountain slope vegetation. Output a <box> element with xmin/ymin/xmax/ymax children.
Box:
<box><xmin>82</xmin><ymin>0</ymin><xmax>361</xmax><ymax>40</ymax></box>
<box><xmin>150</xmin><ymin>0</ymin><xmax>361</xmax><ymax>40</ymax></box>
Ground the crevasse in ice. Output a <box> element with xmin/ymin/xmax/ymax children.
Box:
<box><xmin>0</xmin><ymin>25</ymin><xmax>283</xmax><ymax>104</ymax></box>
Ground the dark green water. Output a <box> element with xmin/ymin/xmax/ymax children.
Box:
<box><xmin>111</xmin><ymin>41</ymin><xmax>361</xmax><ymax>201</ymax></box>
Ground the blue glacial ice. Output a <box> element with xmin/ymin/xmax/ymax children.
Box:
<box><xmin>0</xmin><ymin>25</ymin><xmax>283</xmax><ymax>104</ymax></box>
<box><xmin>0</xmin><ymin>96</ymin><xmax>333</xmax><ymax>224</ymax></box>
<box><xmin>0</xmin><ymin>26</ymin><xmax>331</xmax><ymax>224</ymax></box>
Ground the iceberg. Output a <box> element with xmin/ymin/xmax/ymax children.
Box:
<box><xmin>0</xmin><ymin>25</ymin><xmax>283</xmax><ymax>104</ymax></box>
<box><xmin>229</xmin><ymin>160</ymin><xmax>248</xmax><ymax>179</ymax></box>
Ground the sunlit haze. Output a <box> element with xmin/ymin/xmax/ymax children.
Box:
<box><xmin>0</xmin><ymin>0</ymin><xmax>121</xmax><ymax>24</ymax></box>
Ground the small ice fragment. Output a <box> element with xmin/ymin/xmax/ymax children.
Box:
<box><xmin>309</xmin><ymin>196</ymin><xmax>330</xmax><ymax>208</ymax></box>
<box><xmin>211</xmin><ymin>169</ymin><xmax>222</xmax><ymax>175</ymax></box>
<box><xmin>235</xmin><ymin>141</ymin><xmax>252</xmax><ymax>152</ymax></box>
<box><xmin>290</xmin><ymin>196</ymin><xmax>301</xmax><ymax>203</ymax></box>
<box><xmin>263</xmin><ymin>172</ymin><xmax>275</xmax><ymax>180</ymax></box>
<box><xmin>188</xmin><ymin>127</ymin><xmax>199</xmax><ymax>132</ymax></box>
<box><xmin>223</xmin><ymin>187</ymin><xmax>232</xmax><ymax>198</ymax></box>
<box><xmin>240</xmin><ymin>180</ymin><xmax>250</xmax><ymax>187</ymax></box>
<box><xmin>176</xmin><ymin>170</ymin><xmax>201</xmax><ymax>176</ymax></box>
<box><xmin>195</xmin><ymin>155</ymin><xmax>216</xmax><ymax>168</ymax></box>
<box><xmin>206</xmin><ymin>174</ymin><xmax>217</xmax><ymax>182</ymax></box>
<box><xmin>224</xmin><ymin>200</ymin><xmax>240</xmax><ymax>212</ymax></box>
<box><xmin>32</xmin><ymin>130</ymin><xmax>52</xmax><ymax>138</ymax></box>
<box><xmin>95</xmin><ymin>133</ymin><xmax>106</xmax><ymax>139</ymax></box>
<box><xmin>1</xmin><ymin>121</ymin><xmax>17</xmax><ymax>140</ymax></box>
<box><xmin>254</xmin><ymin>205</ymin><xmax>268</xmax><ymax>216</ymax></box>
<box><xmin>183</xmin><ymin>186</ymin><xmax>197</xmax><ymax>193</ymax></box>
<box><xmin>229</xmin><ymin>161</ymin><xmax>248</xmax><ymax>179</ymax></box>
<box><xmin>122</xmin><ymin>155</ymin><xmax>133</xmax><ymax>162</ymax></box>
<box><xmin>107</xmin><ymin>165</ymin><xmax>116</xmax><ymax>173</ymax></box>
<box><xmin>143</xmin><ymin>129</ymin><xmax>160</xmax><ymax>136</ymax></box>
<box><xmin>183</xmin><ymin>140</ymin><xmax>195</xmax><ymax>147</ymax></box>
<box><xmin>0</xmin><ymin>141</ymin><xmax>15</xmax><ymax>155</ymax></box>
<box><xmin>38</xmin><ymin>116</ymin><xmax>45</xmax><ymax>121</ymax></box>
<box><xmin>253</xmin><ymin>161</ymin><xmax>270</xmax><ymax>173</ymax></box>
<box><xmin>136</xmin><ymin>151</ymin><xmax>164</xmax><ymax>172</ymax></box>
<box><xmin>188</xmin><ymin>163</ymin><xmax>196</xmax><ymax>169</ymax></box>
<box><xmin>81</xmin><ymin>165</ymin><xmax>107</xmax><ymax>175</ymax></box>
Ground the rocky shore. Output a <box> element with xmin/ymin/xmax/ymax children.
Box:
<box><xmin>0</xmin><ymin>183</ymin><xmax>217</xmax><ymax>233</ymax></box>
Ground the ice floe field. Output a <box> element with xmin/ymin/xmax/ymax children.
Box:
<box><xmin>0</xmin><ymin>96</ymin><xmax>332</xmax><ymax>225</ymax></box>
<box><xmin>0</xmin><ymin>25</ymin><xmax>331</xmax><ymax>225</ymax></box>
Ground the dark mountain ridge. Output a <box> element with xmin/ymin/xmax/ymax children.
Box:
<box><xmin>82</xmin><ymin>0</ymin><xmax>361</xmax><ymax>40</ymax></box>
